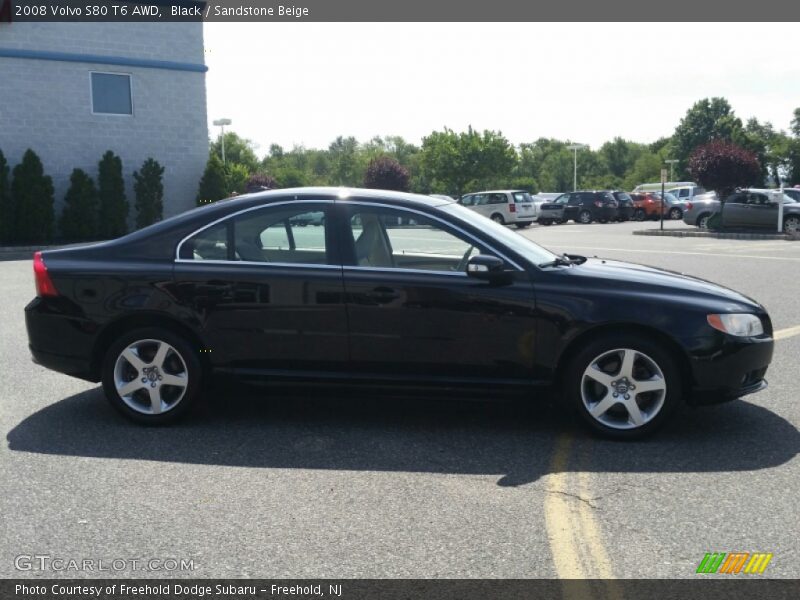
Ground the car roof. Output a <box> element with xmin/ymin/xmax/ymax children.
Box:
<box><xmin>463</xmin><ymin>190</ymin><xmax>528</xmax><ymax>195</ymax></box>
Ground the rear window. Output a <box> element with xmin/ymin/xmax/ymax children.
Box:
<box><xmin>615</xmin><ymin>193</ymin><xmax>632</xmax><ymax>203</ymax></box>
<box><xmin>512</xmin><ymin>192</ymin><xmax>532</xmax><ymax>203</ymax></box>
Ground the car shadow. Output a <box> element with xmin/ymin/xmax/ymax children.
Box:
<box><xmin>6</xmin><ymin>385</ymin><xmax>798</xmax><ymax>486</ymax></box>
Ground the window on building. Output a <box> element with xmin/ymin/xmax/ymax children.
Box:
<box><xmin>91</xmin><ymin>72</ymin><xmax>132</xmax><ymax>115</ymax></box>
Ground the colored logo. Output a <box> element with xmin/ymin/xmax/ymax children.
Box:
<box><xmin>697</xmin><ymin>552</ymin><xmax>773</xmax><ymax>574</ymax></box>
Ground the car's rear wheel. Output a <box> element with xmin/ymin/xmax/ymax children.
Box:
<box><xmin>491</xmin><ymin>214</ymin><xmax>505</xmax><ymax>225</ymax></box>
<box><xmin>539</xmin><ymin>219</ymin><xmax>552</xmax><ymax>226</ymax></box>
<box><xmin>633</xmin><ymin>209</ymin><xmax>646</xmax><ymax>221</ymax></box>
<box><xmin>669</xmin><ymin>207</ymin><xmax>683</xmax><ymax>220</ymax></box>
<box><xmin>102</xmin><ymin>327</ymin><xmax>201</xmax><ymax>425</ymax></box>
<box><xmin>783</xmin><ymin>215</ymin><xmax>800</xmax><ymax>234</ymax></box>
<box><xmin>578</xmin><ymin>210</ymin><xmax>593</xmax><ymax>224</ymax></box>
<box><xmin>697</xmin><ymin>213</ymin><xmax>712</xmax><ymax>229</ymax></box>
<box><xmin>563</xmin><ymin>334</ymin><xmax>681</xmax><ymax>439</ymax></box>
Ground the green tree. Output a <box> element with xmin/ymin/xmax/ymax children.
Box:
<box><xmin>60</xmin><ymin>169</ymin><xmax>99</xmax><ymax>241</ymax></box>
<box><xmin>10</xmin><ymin>149</ymin><xmax>55</xmax><ymax>243</ymax></box>
<box><xmin>0</xmin><ymin>150</ymin><xmax>11</xmax><ymax>244</ymax></box>
<box><xmin>224</xmin><ymin>162</ymin><xmax>250</xmax><ymax>195</ymax></box>
<box><xmin>133</xmin><ymin>158</ymin><xmax>164</xmax><ymax>228</ymax></box>
<box><xmin>196</xmin><ymin>152</ymin><xmax>228</xmax><ymax>205</ymax></box>
<box><xmin>671</xmin><ymin>98</ymin><xmax>744</xmax><ymax>177</ymax></box>
<box><xmin>623</xmin><ymin>151</ymin><xmax>663</xmax><ymax>190</ymax></box>
<box><xmin>328</xmin><ymin>136</ymin><xmax>361</xmax><ymax>185</ymax></box>
<box><xmin>97</xmin><ymin>151</ymin><xmax>128</xmax><ymax>238</ymax></box>
<box><xmin>210</xmin><ymin>132</ymin><xmax>259</xmax><ymax>173</ymax></box>
<box><xmin>420</xmin><ymin>127</ymin><xmax>516</xmax><ymax>197</ymax></box>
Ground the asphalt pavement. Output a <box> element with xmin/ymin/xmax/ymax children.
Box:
<box><xmin>1</xmin><ymin>219</ymin><xmax>798</xmax><ymax>579</ymax></box>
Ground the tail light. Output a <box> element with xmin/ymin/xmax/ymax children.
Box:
<box><xmin>33</xmin><ymin>251</ymin><xmax>58</xmax><ymax>297</ymax></box>
<box><xmin>686</xmin><ymin>202</ymin><xmax>693</xmax><ymax>210</ymax></box>
<box><xmin>594</xmin><ymin>200</ymin><xmax>603</xmax><ymax>207</ymax></box>
<box><xmin>509</xmin><ymin>203</ymin><xmax>516</xmax><ymax>213</ymax></box>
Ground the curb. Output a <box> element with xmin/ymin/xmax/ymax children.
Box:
<box><xmin>633</xmin><ymin>229</ymin><xmax>796</xmax><ymax>241</ymax></box>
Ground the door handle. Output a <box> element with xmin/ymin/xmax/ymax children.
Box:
<box><xmin>365</xmin><ymin>286</ymin><xmax>400</xmax><ymax>303</ymax></box>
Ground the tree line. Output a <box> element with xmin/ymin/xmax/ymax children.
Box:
<box><xmin>197</xmin><ymin>97</ymin><xmax>800</xmax><ymax>204</ymax></box>
<box><xmin>0</xmin><ymin>149</ymin><xmax>165</xmax><ymax>245</ymax></box>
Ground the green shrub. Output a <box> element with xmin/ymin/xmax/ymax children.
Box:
<box><xmin>224</xmin><ymin>162</ymin><xmax>250</xmax><ymax>196</ymax></box>
<box><xmin>97</xmin><ymin>151</ymin><xmax>129</xmax><ymax>238</ymax></box>
<box><xmin>133</xmin><ymin>158</ymin><xmax>164</xmax><ymax>228</ymax></box>
<box><xmin>10</xmin><ymin>149</ymin><xmax>55</xmax><ymax>243</ymax></box>
<box><xmin>0</xmin><ymin>150</ymin><xmax>11</xmax><ymax>244</ymax></box>
<box><xmin>60</xmin><ymin>169</ymin><xmax>99</xmax><ymax>241</ymax></box>
<box><xmin>196</xmin><ymin>153</ymin><xmax>228</xmax><ymax>206</ymax></box>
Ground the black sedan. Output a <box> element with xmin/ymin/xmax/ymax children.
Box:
<box><xmin>25</xmin><ymin>188</ymin><xmax>774</xmax><ymax>439</ymax></box>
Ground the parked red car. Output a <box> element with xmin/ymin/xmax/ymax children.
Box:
<box><xmin>630</xmin><ymin>192</ymin><xmax>667</xmax><ymax>220</ymax></box>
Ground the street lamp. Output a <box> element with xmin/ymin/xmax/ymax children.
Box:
<box><xmin>665</xmin><ymin>159</ymin><xmax>679</xmax><ymax>183</ymax></box>
<box><xmin>566</xmin><ymin>144</ymin><xmax>588</xmax><ymax>191</ymax></box>
<box><xmin>212</xmin><ymin>118</ymin><xmax>232</xmax><ymax>163</ymax></box>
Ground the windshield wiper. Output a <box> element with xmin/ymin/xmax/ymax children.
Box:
<box><xmin>538</xmin><ymin>253</ymin><xmax>587</xmax><ymax>268</ymax></box>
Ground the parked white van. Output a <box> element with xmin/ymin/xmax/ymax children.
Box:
<box><xmin>459</xmin><ymin>190</ymin><xmax>537</xmax><ymax>228</ymax></box>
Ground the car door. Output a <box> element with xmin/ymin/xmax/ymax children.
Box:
<box><xmin>744</xmin><ymin>193</ymin><xmax>777</xmax><ymax>228</ymax></box>
<box><xmin>173</xmin><ymin>201</ymin><xmax>348</xmax><ymax>375</ymax></box>
<box><xmin>563</xmin><ymin>194</ymin><xmax>580</xmax><ymax>221</ymax></box>
<box><xmin>721</xmin><ymin>193</ymin><xmax>747</xmax><ymax>226</ymax></box>
<box><xmin>339</xmin><ymin>201</ymin><xmax>538</xmax><ymax>382</ymax></box>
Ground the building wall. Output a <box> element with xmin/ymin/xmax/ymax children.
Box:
<box><xmin>0</xmin><ymin>22</ymin><xmax>208</xmax><ymax>225</ymax></box>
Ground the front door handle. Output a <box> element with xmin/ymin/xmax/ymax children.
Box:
<box><xmin>365</xmin><ymin>286</ymin><xmax>400</xmax><ymax>303</ymax></box>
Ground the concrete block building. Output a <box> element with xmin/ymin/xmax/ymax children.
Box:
<box><xmin>0</xmin><ymin>21</ymin><xmax>208</xmax><ymax>225</ymax></box>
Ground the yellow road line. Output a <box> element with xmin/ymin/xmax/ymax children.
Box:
<box><xmin>774</xmin><ymin>325</ymin><xmax>800</xmax><ymax>340</ymax></box>
<box><xmin>544</xmin><ymin>433</ymin><xmax>588</xmax><ymax>579</ymax></box>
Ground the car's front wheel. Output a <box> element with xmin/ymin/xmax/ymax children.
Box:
<box><xmin>563</xmin><ymin>333</ymin><xmax>681</xmax><ymax>439</ymax></box>
<box><xmin>102</xmin><ymin>327</ymin><xmax>202</xmax><ymax>425</ymax></box>
<box><xmin>578</xmin><ymin>210</ymin><xmax>593</xmax><ymax>224</ymax></box>
<box><xmin>669</xmin><ymin>207</ymin><xmax>683</xmax><ymax>220</ymax></box>
<box><xmin>633</xmin><ymin>209</ymin><xmax>646</xmax><ymax>221</ymax></box>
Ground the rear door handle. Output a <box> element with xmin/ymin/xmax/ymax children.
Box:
<box><xmin>365</xmin><ymin>286</ymin><xmax>400</xmax><ymax>303</ymax></box>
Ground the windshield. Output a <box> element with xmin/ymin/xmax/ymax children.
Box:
<box><xmin>441</xmin><ymin>203</ymin><xmax>558</xmax><ymax>266</ymax></box>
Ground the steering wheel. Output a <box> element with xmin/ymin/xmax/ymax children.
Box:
<box><xmin>456</xmin><ymin>245</ymin><xmax>475</xmax><ymax>272</ymax></box>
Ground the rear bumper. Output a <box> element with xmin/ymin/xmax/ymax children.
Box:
<box><xmin>25</xmin><ymin>298</ymin><xmax>98</xmax><ymax>382</ymax></box>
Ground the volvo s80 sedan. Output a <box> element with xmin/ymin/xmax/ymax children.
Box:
<box><xmin>25</xmin><ymin>188</ymin><xmax>774</xmax><ymax>439</ymax></box>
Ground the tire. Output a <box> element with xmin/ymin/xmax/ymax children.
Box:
<box><xmin>633</xmin><ymin>209</ymin><xmax>646</xmax><ymax>221</ymax></box>
<box><xmin>578</xmin><ymin>210</ymin><xmax>593</xmax><ymax>224</ymax></box>
<box><xmin>599</xmin><ymin>219</ymin><xmax>609</xmax><ymax>224</ymax></box>
<box><xmin>101</xmin><ymin>327</ymin><xmax>202</xmax><ymax>425</ymax></box>
<box><xmin>697</xmin><ymin>213</ymin><xmax>712</xmax><ymax>229</ymax></box>
<box><xmin>515</xmin><ymin>223</ymin><xmax>531</xmax><ymax>229</ymax></box>
<box><xmin>491</xmin><ymin>214</ymin><xmax>505</xmax><ymax>225</ymax></box>
<box><xmin>783</xmin><ymin>215</ymin><xmax>800</xmax><ymax>234</ymax></box>
<box><xmin>669</xmin><ymin>207</ymin><xmax>683</xmax><ymax>220</ymax></box>
<box><xmin>562</xmin><ymin>333</ymin><xmax>681</xmax><ymax>440</ymax></box>
<box><xmin>539</xmin><ymin>219</ymin><xmax>552</xmax><ymax>226</ymax></box>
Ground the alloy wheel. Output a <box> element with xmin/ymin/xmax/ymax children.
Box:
<box><xmin>784</xmin><ymin>216</ymin><xmax>799</xmax><ymax>234</ymax></box>
<box><xmin>579</xmin><ymin>211</ymin><xmax>592</xmax><ymax>224</ymax></box>
<box><xmin>698</xmin><ymin>214</ymin><xmax>711</xmax><ymax>229</ymax></box>
<box><xmin>113</xmin><ymin>339</ymin><xmax>189</xmax><ymax>415</ymax></box>
<box><xmin>669</xmin><ymin>207</ymin><xmax>682</xmax><ymax>220</ymax></box>
<box><xmin>491</xmin><ymin>214</ymin><xmax>504</xmax><ymax>224</ymax></box>
<box><xmin>580</xmin><ymin>348</ymin><xmax>667</xmax><ymax>430</ymax></box>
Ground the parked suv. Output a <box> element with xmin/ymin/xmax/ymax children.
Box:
<box><xmin>559</xmin><ymin>191</ymin><xmax>619</xmax><ymax>224</ymax></box>
<box><xmin>459</xmin><ymin>190</ymin><xmax>536</xmax><ymax>228</ymax></box>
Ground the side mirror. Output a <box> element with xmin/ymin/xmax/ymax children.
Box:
<box><xmin>466</xmin><ymin>255</ymin><xmax>506</xmax><ymax>280</ymax></box>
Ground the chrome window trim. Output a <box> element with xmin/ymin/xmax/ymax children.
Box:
<box><xmin>173</xmin><ymin>197</ymin><xmax>524</xmax><ymax>272</ymax></box>
<box><xmin>174</xmin><ymin>199</ymin><xmax>334</xmax><ymax>261</ymax></box>
<box><xmin>344</xmin><ymin>265</ymin><xmax>468</xmax><ymax>278</ymax></box>
<box><xmin>341</xmin><ymin>200</ymin><xmax>524</xmax><ymax>271</ymax></box>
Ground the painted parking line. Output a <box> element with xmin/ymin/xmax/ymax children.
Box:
<box><xmin>774</xmin><ymin>325</ymin><xmax>800</xmax><ymax>340</ymax></box>
<box><xmin>542</xmin><ymin>246</ymin><xmax>800</xmax><ymax>262</ymax></box>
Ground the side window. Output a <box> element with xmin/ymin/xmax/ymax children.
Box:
<box><xmin>461</xmin><ymin>195</ymin><xmax>473</xmax><ymax>206</ymax></box>
<box><xmin>180</xmin><ymin>205</ymin><xmax>328</xmax><ymax>264</ymax></box>
<box><xmin>567</xmin><ymin>194</ymin><xmax>581</xmax><ymax>206</ymax></box>
<box><xmin>727</xmin><ymin>193</ymin><xmax>746</xmax><ymax>204</ymax></box>
<box><xmin>487</xmin><ymin>193</ymin><xmax>507</xmax><ymax>205</ymax></box>
<box><xmin>348</xmin><ymin>206</ymin><xmax>483</xmax><ymax>272</ymax></box>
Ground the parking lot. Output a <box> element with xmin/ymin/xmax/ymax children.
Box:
<box><xmin>1</xmin><ymin>219</ymin><xmax>798</xmax><ymax>579</ymax></box>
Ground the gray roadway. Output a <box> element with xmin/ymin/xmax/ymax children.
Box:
<box><xmin>0</xmin><ymin>220</ymin><xmax>797</xmax><ymax>579</ymax></box>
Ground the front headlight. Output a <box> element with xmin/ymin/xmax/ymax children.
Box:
<box><xmin>707</xmin><ymin>313</ymin><xmax>764</xmax><ymax>337</ymax></box>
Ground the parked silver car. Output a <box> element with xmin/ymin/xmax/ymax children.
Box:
<box><xmin>682</xmin><ymin>189</ymin><xmax>800</xmax><ymax>233</ymax></box>
<box><xmin>459</xmin><ymin>190</ymin><xmax>537</xmax><ymax>228</ymax></box>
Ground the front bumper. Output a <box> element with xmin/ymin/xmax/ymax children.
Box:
<box><xmin>686</xmin><ymin>334</ymin><xmax>773</xmax><ymax>404</ymax></box>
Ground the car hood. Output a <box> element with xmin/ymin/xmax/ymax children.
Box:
<box><xmin>561</xmin><ymin>258</ymin><xmax>763</xmax><ymax>311</ymax></box>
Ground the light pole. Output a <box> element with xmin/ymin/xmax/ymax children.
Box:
<box><xmin>665</xmin><ymin>159</ymin><xmax>679</xmax><ymax>183</ymax></box>
<box><xmin>566</xmin><ymin>144</ymin><xmax>587</xmax><ymax>191</ymax></box>
<box><xmin>212</xmin><ymin>118</ymin><xmax>232</xmax><ymax>163</ymax></box>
